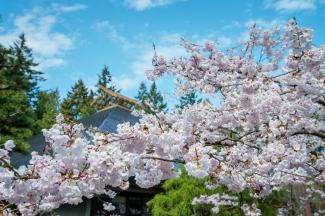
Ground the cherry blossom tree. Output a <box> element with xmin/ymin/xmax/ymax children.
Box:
<box><xmin>0</xmin><ymin>19</ymin><xmax>324</xmax><ymax>215</ymax></box>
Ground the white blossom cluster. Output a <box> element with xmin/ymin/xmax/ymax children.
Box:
<box><xmin>241</xmin><ymin>203</ymin><xmax>262</xmax><ymax>216</ymax></box>
<box><xmin>0</xmin><ymin>19</ymin><xmax>324</xmax><ymax>215</ymax></box>
<box><xmin>192</xmin><ymin>193</ymin><xmax>238</xmax><ymax>214</ymax></box>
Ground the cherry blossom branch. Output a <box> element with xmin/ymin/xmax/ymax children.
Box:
<box><xmin>0</xmin><ymin>19</ymin><xmax>324</xmax><ymax>216</ymax></box>
<box><xmin>316</xmin><ymin>99</ymin><xmax>325</xmax><ymax>107</ymax></box>
<box><xmin>0</xmin><ymin>158</ymin><xmax>20</xmax><ymax>177</ymax></box>
<box><xmin>270</xmin><ymin>69</ymin><xmax>298</xmax><ymax>79</ymax></box>
<box><xmin>141</xmin><ymin>156</ymin><xmax>185</xmax><ymax>163</ymax></box>
<box><xmin>291</xmin><ymin>131</ymin><xmax>325</xmax><ymax>139</ymax></box>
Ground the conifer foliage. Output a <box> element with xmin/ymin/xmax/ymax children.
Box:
<box><xmin>175</xmin><ymin>90</ymin><xmax>201</xmax><ymax>109</ymax></box>
<box><xmin>135</xmin><ymin>81</ymin><xmax>147</xmax><ymax>107</ymax></box>
<box><xmin>148</xmin><ymin>169</ymin><xmax>291</xmax><ymax>216</ymax></box>
<box><xmin>34</xmin><ymin>90</ymin><xmax>60</xmax><ymax>131</ymax></box>
<box><xmin>94</xmin><ymin>66</ymin><xmax>119</xmax><ymax>110</ymax></box>
<box><xmin>0</xmin><ymin>34</ymin><xmax>43</xmax><ymax>152</ymax></box>
<box><xmin>135</xmin><ymin>81</ymin><xmax>167</xmax><ymax>114</ymax></box>
<box><xmin>60</xmin><ymin>79</ymin><xmax>95</xmax><ymax>121</ymax></box>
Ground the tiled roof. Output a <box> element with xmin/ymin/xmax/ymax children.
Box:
<box><xmin>10</xmin><ymin>105</ymin><xmax>139</xmax><ymax>168</ymax></box>
<box><xmin>80</xmin><ymin>105</ymin><xmax>139</xmax><ymax>132</ymax></box>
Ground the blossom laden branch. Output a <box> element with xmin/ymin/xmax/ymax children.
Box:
<box><xmin>0</xmin><ymin>19</ymin><xmax>324</xmax><ymax>215</ymax></box>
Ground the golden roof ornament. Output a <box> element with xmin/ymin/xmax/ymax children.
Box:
<box><xmin>94</xmin><ymin>85</ymin><xmax>140</xmax><ymax>112</ymax></box>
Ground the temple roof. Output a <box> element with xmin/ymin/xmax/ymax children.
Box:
<box><xmin>10</xmin><ymin>105</ymin><xmax>139</xmax><ymax>168</ymax></box>
<box><xmin>80</xmin><ymin>105</ymin><xmax>139</xmax><ymax>132</ymax></box>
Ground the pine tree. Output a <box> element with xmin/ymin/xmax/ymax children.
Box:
<box><xmin>148</xmin><ymin>169</ymin><xmax>219</xmax><ymax>216</ymax></box>
<box><xmin>135</xmin><ymin>82</ymin><xmax>167</xmax><ymax>114</ymax></box>
<box><xmin>148</xmin><ymin>168</ymin><xmax>286</xmax><ymax>216</ymax></box>
<box><xmin>34</xmin><ymin>89</ymin><xmax>60</xmax><ymax>132</ymax></box>
<box><xmin>147</xmin><ymin>82</ymin><xmax>167</xmax><ymax>113</ymax></box>
<box><xmin>60</xmin><ymin>92</ymin><xmax>75</xmax><ymax>121</ymax></box>
<box><xmin>79</xmin><ymin>89</ymin><xmax>95</xmax><ymax>118</ymax></box>
<box><xmin>60</xmin><ymin>79</ymin><xmax>95</xmax><ymax>121</ymax></box>
<box><xmin>94</xmin><ymin>66</ymin><xmax>119</xmax><ymax>110</ymax></box>
<box><xmin>12</xmin><ymin>34</ymin><xmax>44</xmax><ymax>103</ymax></box>
<box><xmin>135</xmin><ymin>81</ymin><xmax>147</xmax><ymax>107</ymax></box>
<box><xmin>175</xmin><ymin>90</ymin><xmax>202</xmax><ymax>109</ymax></box>
<box><xmin>0</xmin><ymin>34</ymin><xmax>43</xmax><ymax>153</ymax></box>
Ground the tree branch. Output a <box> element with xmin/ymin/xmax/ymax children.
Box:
<box><xmin>0</xmin><ymin>158</ymin><xmax>20</xmax><ymax>177</ymax></box>
<box><xmin>316</xmin><ymin>99</ymin><xmax>325</xmax><ymax>107</ymax></box>
<box><xmin>141</xmin><ymin>156</ymin><xmax>185</xmax><ymax>163</ymax></box>
<box><xmin>291</xmin><ymin>131</ymin><xmax>325</xmax><ymax>139</ymax></box>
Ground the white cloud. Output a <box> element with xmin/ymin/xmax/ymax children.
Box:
<box><xmin>265</xmin><ymin>0</ymin><xmax>316</xmax><ymax>12</ymax></box>
<box><xmin>245</xmin><ymin>18</ymin><xmax>284</xmax><ymax>29</ymax></box>
<box><xmin>94</xmin><ymin>20</ymin><xmax>136</xmax><ymax>50</ymax></box>
<box><xmin>96</xmin><ymin>19</ymin><xmax>287</xmax><ymax>93</ymax></box>
<box><xmin>229</xmin><ymin>18</ymin><xmax>285</xmax><ymax>43</ymax></box>
<box><xmin>94</xmin><ymin>20</ymin><xmax>111</xmax><ymax>30</ymax></box>
<box><xmin>94</xmin><ymin>20</ymin><xmax>147</xmax><ymax>90</ymax></box>
<box><xmin>159</xmin><ymin>32</ymin><xmax>182</xmax><ymax>43</ymax></box>
<box><xmin>221</xmin><ymin>21</ymin><xmax>241</xmax><ymax>30</ymax></box>
<box><xmin>0</xmin><ymin>7</ymin><xmax>74</xmax><ymax>70</ymax></box>
<box><xmin>123</xmin><ymin>0</ymin><xmax>178</xmax><ymax>11</ymax></box>
<box><xmin>115</xmin><ymin>37</ymin><xmax>185</xmax><ymax>90</ymax></box>
<box><xmin>216</xmin><ymin>36</ymin><xmax>233</xmax><ymax>48</ymax></box>
<box><xmin>68</xmin><ymin>71</ymin><xmax>97</xmax><ymax>89</ymax></box>
<box><xmin>193</xmin><ymin>31</ymin><xmax>237</xmax><ymax>50</ymax></box>
<box><xmin>95</xmin><ymin>22</ymin><xmax>236</xmax><ymax>91</ymax></box>
<box><xmin>35</xmin><ymin>58</ymin><xmax>65</xmax><ymax>71</ymax></box>
<box><xmin>52</xmin><ymin>3</ymin><xmax>88</xmax><ymax>13</ymax></box>
<box><xmin>95</xmin><ymin>27</ymin><xmax>185</xmax><ymax>91</ymax></box>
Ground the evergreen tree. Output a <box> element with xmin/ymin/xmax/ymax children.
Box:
<box><xmin>94</xmin><ymin>66</ymin><xmax>119</xmax><ymax>110</ymax></box>
<box><xmin>60</xmin><ymin>79</ymin><xmax>95</xmax><ymax>121</ymax></box>
<box><xmin>80</xmin><ymin>89</ymin><xmax>95</xmax><ymax>118</ymax></box>
<box><xmin>175</xmin><ymin>90</ymin><xmax>202</xmax><ymax>109</ymax></box>
<box><xmin>60</xmin><ymin>92</ymin><xmax>75</xmax><ymax>121</ymax></box>
<box><xmin>135</xmin><ymin>82</ymin><xmax>167</xmax><ymax>114</ymax></box>
<box><xmin>148</xmin><ymin>168</ymin><xmax>287</xmax><ymax>216</ymax></box>
<box><xmin>147</xmin><ymin>169</ymin><xmax>219</xmax><ymax>216</ymax></box>
<box><xmin>0</xmin><ymin>34</ymin><xmax>43</xmax><ymax>153</ymax></box>
<box><xmin>34</xmin><ymin>90</ymin><xmax>60</xmax><ymax>132</ymax></box>
<box><xmin>147</xmin><ymin>82</ymin><xmax>167</xmax><ymax>113</ymax></box>
<box><xmin>135</xmin><ymin>81</ymin><xmax>147</xmax><ymax>106</ymax></box>
<box><xmin>12</xmin><ymin>34</ymin><xmax>43</xmax><ymax>101</ymax></box>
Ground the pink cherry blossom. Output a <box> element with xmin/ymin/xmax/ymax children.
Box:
<box><xmin>0</xmin><ymin>19</ymin><xmax>324</xmax><ymax>215</ymax></box>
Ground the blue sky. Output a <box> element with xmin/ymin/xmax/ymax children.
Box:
<box><xmin>0</xmin><ymin>0</ymin><xmax>324</xmax><ymax>103</ymax></box>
